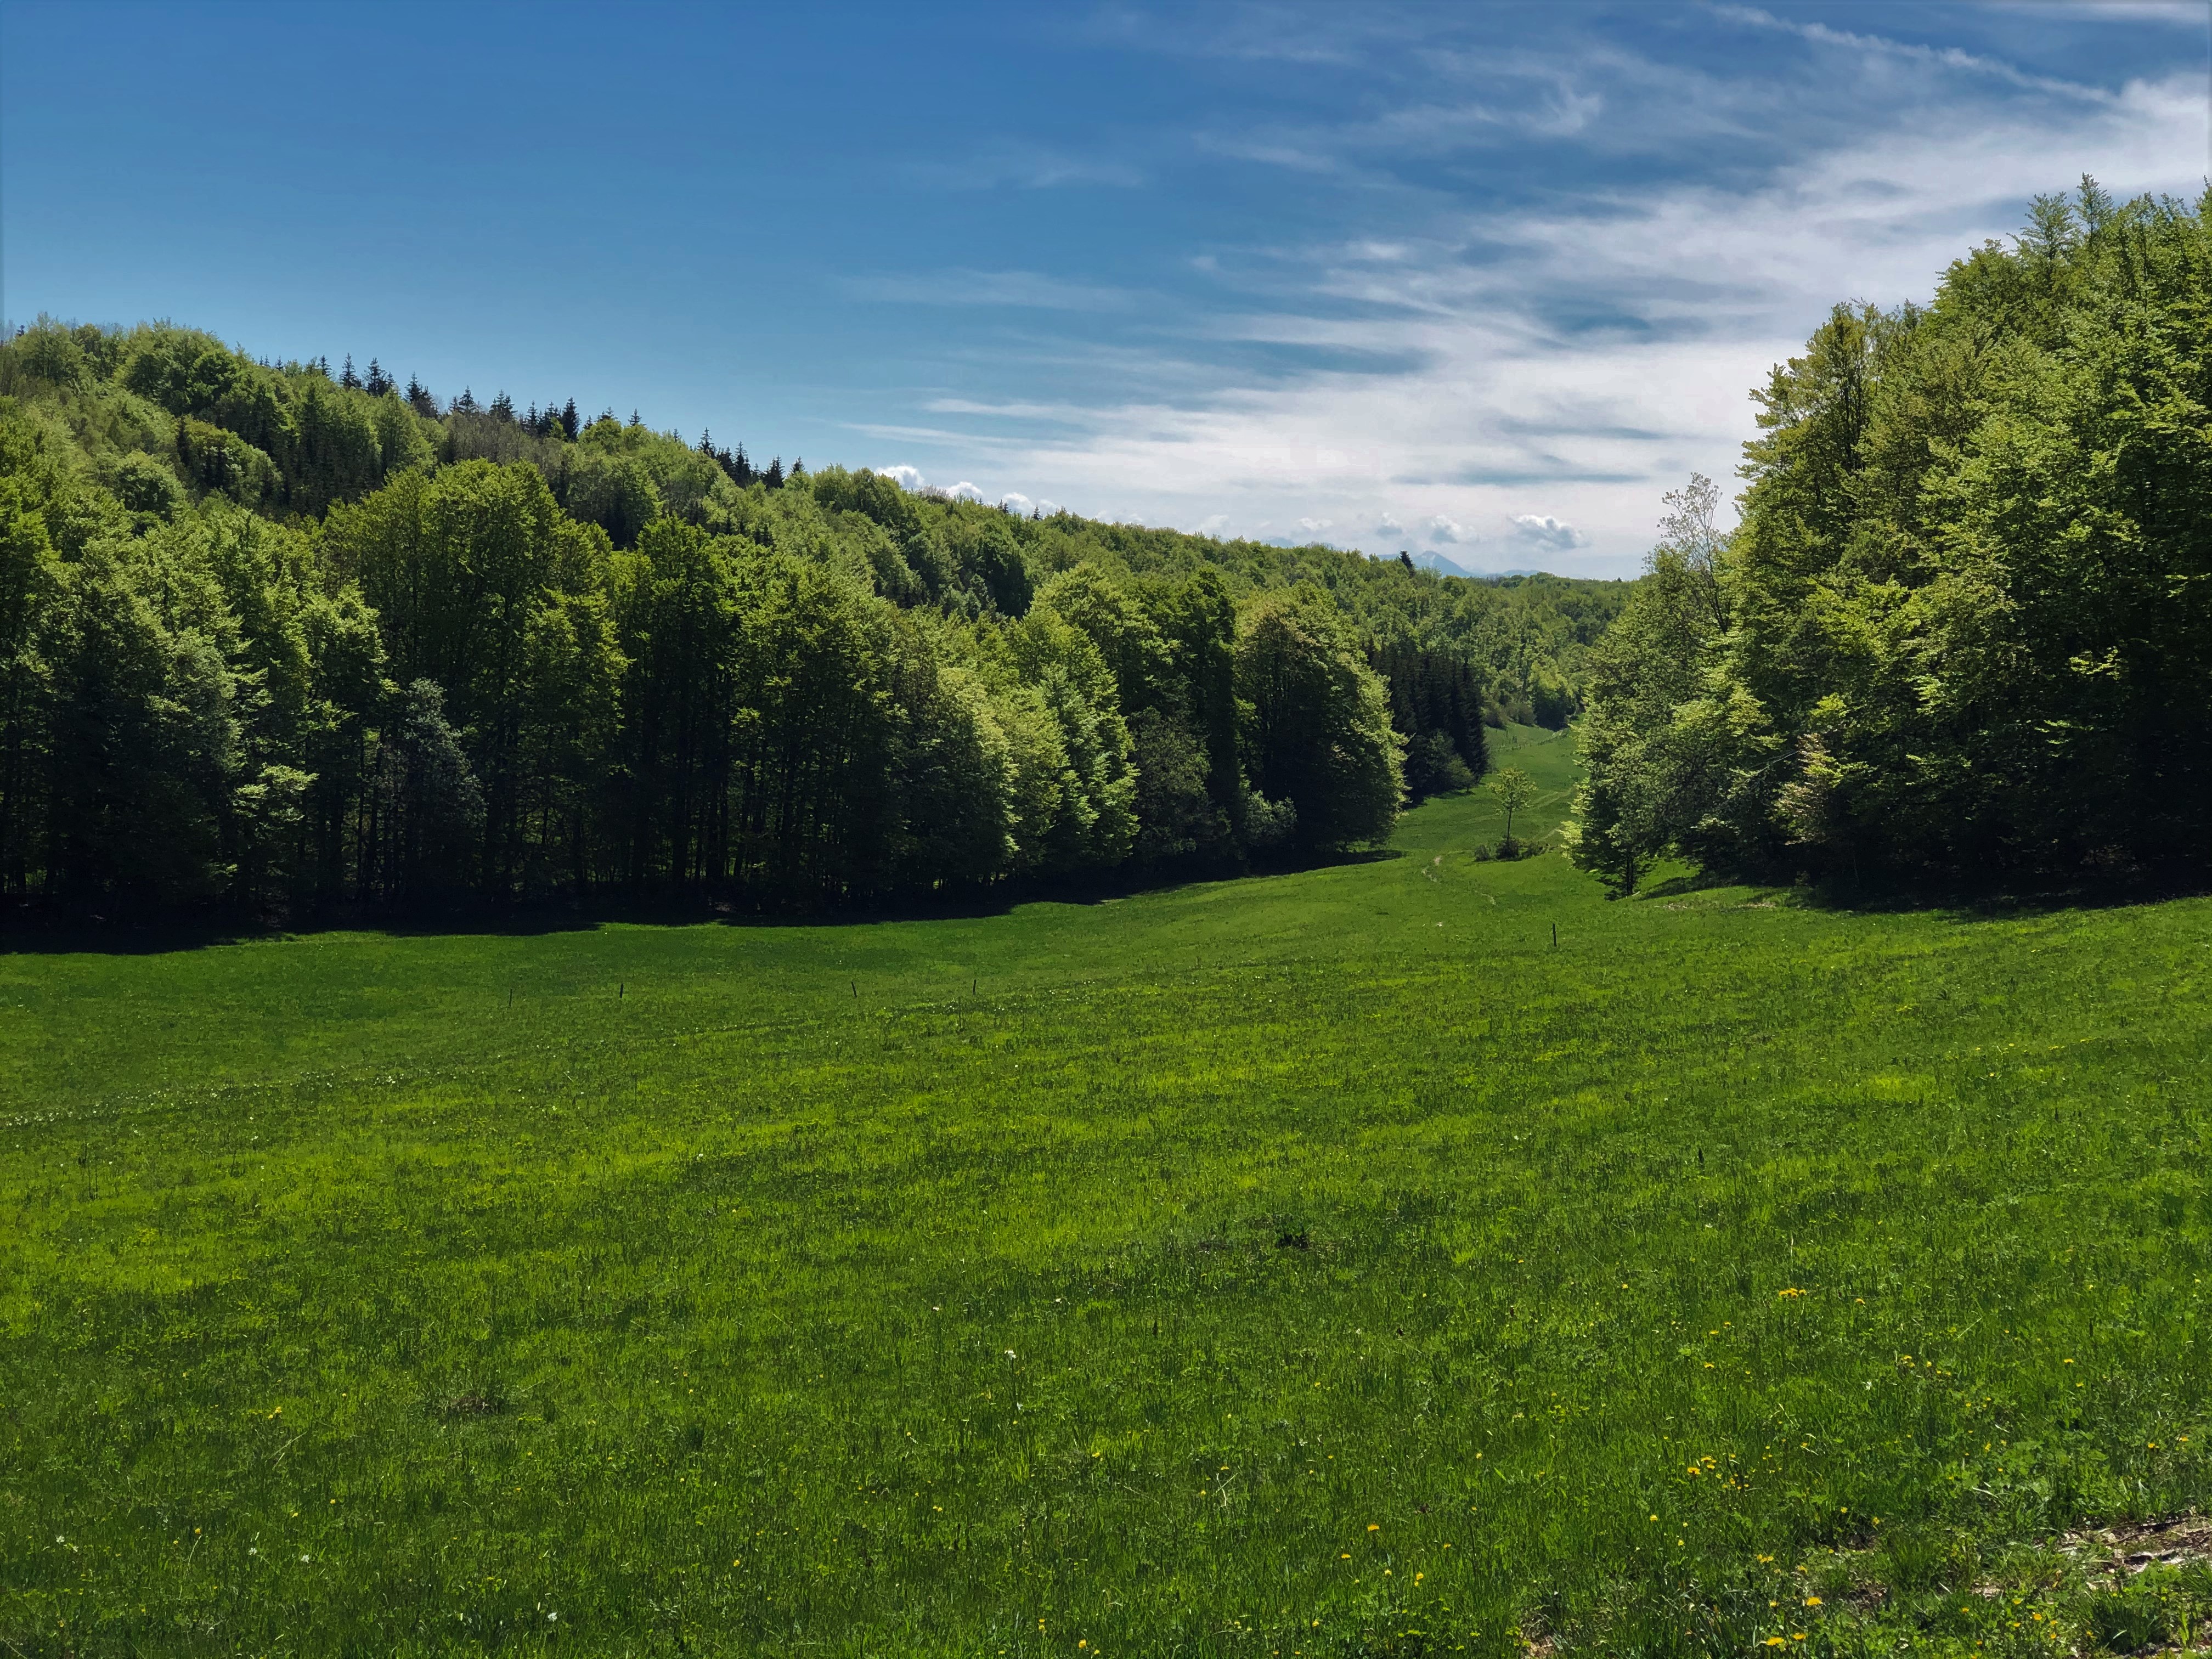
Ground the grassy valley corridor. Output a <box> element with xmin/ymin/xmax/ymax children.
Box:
<box><xmin>4</xmin><ymin>727</ymin><xmax>2209</xmax><ymax>1655</ymax></box>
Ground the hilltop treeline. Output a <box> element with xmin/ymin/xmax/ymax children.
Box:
<box><xmin>1569</xmin><ymin>182</ymin><xmax>2212</xmax><ymax>892</ymax></box>
<box><xmin>0</xmin><ymin>321</ymin><xmax>1625</xmax><ymax>916</ymax></box>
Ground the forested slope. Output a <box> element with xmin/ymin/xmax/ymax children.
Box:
<box><xmin>0</xmin><ymin>321</ymin><xmax>1624</xmax><ymax>918</ymax></box>
<box><xmin>1568</xmin><ymin>181</ymin><xmax>2212</xmax><ymax>892</ymax></box>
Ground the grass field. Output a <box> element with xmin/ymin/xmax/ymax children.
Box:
<box><xmin>5</xmin><ymin>724</ymin><xmax>2212</xmax><ymax>1657</ymax></box>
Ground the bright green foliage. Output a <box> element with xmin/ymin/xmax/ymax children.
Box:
<box><xmin>1238</xmin><ymin>585</ymin><xmax>1406</xmax><ymax>850</ymax></box>
<box><xmin>0</xmin><ymin>322</ymin><xmax>1623</xmax><ymax>916</ymax></box>
<box><xmin>326</xmin><ymin>460</ymin><xmax>623</xmax><ymax>896</ymax></box>
<box><xmin>3</xmin><ymin>731</ymin><xmax>2208</xmax><ymax>1655</ymax></box>
<box><xmin>1486</xmin><ymin>765</ymin><xmax>1535</xmax><ymax>847</ymax></box>
<box><xmin>1573</xmin><ymin>182</ymin><xmax>2212</xmax><ymax>883</ymax></box>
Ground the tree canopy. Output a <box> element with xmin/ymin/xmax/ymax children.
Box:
<box><xmin>0</xmin><ymin>319</ymin><xmax>1624</xmax><ymax>917</ymax></box>
<box><xmin>1567</xmin><ymin>180</ymin><xmax>2212</xmax><ymax>893</ymax></box>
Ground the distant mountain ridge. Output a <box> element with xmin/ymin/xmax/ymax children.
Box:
<box><xmin>1402</xmin><ymin>550</ymin><xmax>1549</xmax><ymax>580</ymax></box>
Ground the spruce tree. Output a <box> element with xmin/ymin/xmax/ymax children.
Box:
<box><xmin>340</xmin><ymin>354</ymin><xmax>362</xmax><ymax>390</ymax></box>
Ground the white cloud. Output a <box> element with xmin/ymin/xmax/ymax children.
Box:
<box><xmin>943</xmin><ymin>481</ymin><xmax>986</xmax><ymax>503</ymax></box>
<box><xmin>881</xmin><ymin>464</ymin><xmax>927</xmax><ymax>492</ymax></box>
<box><xmin>1000</xmin><ymin>492</ymin><xmax>1036</xmax><ymax>515</ymax></box>
<box><xmin>1298</xmin><ymin>516</ymin><xmax>1334</xmax><ymax>533</ymax></box>
<box><xmin>1510</xmin><ymin>513</ymin><xmax>1588</xmax><ymax>551</ymax></box>
<box><xmin>841</xmin><ymin>26</ymin><xmax>2204</xmax><ymax>574</ymax></box>
<box><xmin>905</xmin><ymin>140</ymin><xmax>1145</xmax><ymax>192</ymax></box>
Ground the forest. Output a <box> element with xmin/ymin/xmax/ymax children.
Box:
<box><xmin>1567</xmin><ymin>182</ymin><xmax>2211</xmax><ymax>893</ymax></box>
<box><xmin>0</xmin><ymin>325</ymin><xmax>1624</xmax><ymax>917</ymax></box>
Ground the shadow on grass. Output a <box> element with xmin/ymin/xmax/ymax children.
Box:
<box><xmin>1635</xmin><ymin>861</ymin><xmax>2210</xmax><ymax>920</ymax></box>
<box><xmin>1808</xmin><ymin>864</ymin><xmax>2211</xmax><ymax>920</ymax></box>
<box><xmin>0</xmin><ymin>843</ymin><xmax>1410</xmax><ymax>956</ymax></box>
<box><xmin>1632</xmin><ymin>868</ymin><xmax>1743</xmax><ymax>903</ymax></box>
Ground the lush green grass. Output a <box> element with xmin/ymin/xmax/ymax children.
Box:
<box><xmin>5</xmin><ymin>725</ymin><xmax>2211</xmax><ymax>1657</ymax></box>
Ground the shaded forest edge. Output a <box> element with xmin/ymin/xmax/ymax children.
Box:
<box><xmin>0</xmin><ymin>320</ymin><xmax>1627</xmax><ymax>924</ymax></box>
<box><xmin>1565</xmin><ymin>181</ymin><xmax>2212</xmax><ymax>896</ymax></box>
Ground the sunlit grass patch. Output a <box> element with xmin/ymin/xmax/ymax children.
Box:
<box><xmin>2</xmin><ymin>727</ymin><xmax>2209</xmax><ymax>1655</ymax></box>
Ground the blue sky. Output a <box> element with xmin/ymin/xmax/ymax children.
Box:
<box><xmin>3</xmin><ymin>1</ymin><xmax>2205</xmax><ymax>574</ymax></box>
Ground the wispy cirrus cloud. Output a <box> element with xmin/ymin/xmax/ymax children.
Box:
<box><xmin>832</xmin><ymin>7</ymin><xmax>2207</xmax><ymax>573</ymax></box>
<box><xmin>904</xmin><ymin>139</ymin><xmax>1145</xmax><ymax>191</ymax></box>
<box><xmin>842</xmin><ymin>268</ymin><xmax>1141</xmax><ymax>312</ymax></box>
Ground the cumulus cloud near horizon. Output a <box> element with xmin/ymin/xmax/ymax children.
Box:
<box><xmin>1510</xmin><ymin>514</ymin><xmax>1589</xmax><ymax>551</ymax></box>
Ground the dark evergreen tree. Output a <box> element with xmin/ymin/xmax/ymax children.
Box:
<box><xmin>364</xmin><ymin>358</ymin><xmax>392</xmax><ymax>398</ymax></box>
<box><xmin>339</xmin><ymin>354</ymin><xmax>362</xmax><ymax>390</ymax></box>
<box><xmin>1368</xmin><ymin>639</ymin><xmax>1487</xmax><ymax>798</ymax></box>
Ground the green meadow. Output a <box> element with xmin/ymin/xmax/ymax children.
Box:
<box><xmin>5</xmin><ymin>724</ymin><xmax>2211</xmax><ymax>1657</ymax></box>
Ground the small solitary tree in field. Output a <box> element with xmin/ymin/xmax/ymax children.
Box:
<box><xmin>1489</xmin><ymin>765</ymin><xmax>1536</xmax><ymax>853</ymax></box>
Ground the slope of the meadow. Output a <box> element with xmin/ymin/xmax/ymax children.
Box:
<box><xmin>4</xmin><ymin>726</ymin><xmax>2210</xmax><ymax>1657</ymax></box>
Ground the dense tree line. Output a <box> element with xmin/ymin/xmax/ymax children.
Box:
<box><xmin>1567</xmin><ymin>182</ymin><xmax>2211</xmax><ymax>893</ymax></box>
<box><xmin>0</xmin><ymin>318</ymin><xmax>1621</xmax><ymax>917</ymax></box>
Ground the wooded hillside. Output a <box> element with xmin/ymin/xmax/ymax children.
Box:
<box><xmin>0</xmin><ymin>323</ymin><xmax>1625</xmax><ymax>916</ymax></box>
<box><xmin>1567</xmin><ymin>181</ymin><xmax>2211</xmax><ymax>892</ymax></box>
